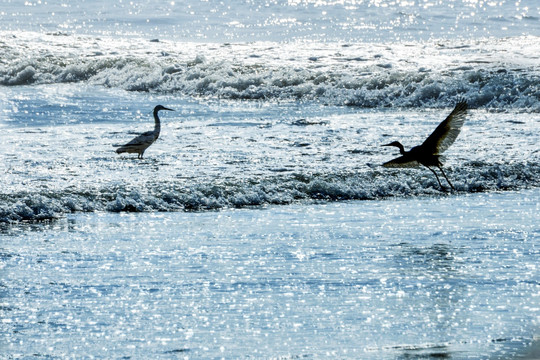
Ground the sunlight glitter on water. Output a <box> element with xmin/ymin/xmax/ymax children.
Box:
<box><xmin>1</xmin><ymin>190</ymin><xmax>538</xmax><ymax>358</ymax></box>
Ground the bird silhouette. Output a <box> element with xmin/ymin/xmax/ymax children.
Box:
<box><xmin>381</xmin><ymin>100</ymin><xmax>468</xmax><ymax>191</ymax></box>
<box><xmin>115</xmin><ymin>105</ymin><xmax>174</xmax><ymax>159</ymax></box>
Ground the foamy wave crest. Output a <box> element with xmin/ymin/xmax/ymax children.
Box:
<box><xmin>1</xmin><ymin>32</ymin><xmax>540</xmax><ymax>111</ymax></box>
<box><xmin>1</xmin><ymin>162</ymin><xmax>538</xmax><ymax>223</ymax></box>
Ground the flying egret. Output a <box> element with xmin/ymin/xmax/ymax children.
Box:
<box><xmin>115</xmin><ymin>105</ymin><xmax>174</xmax><ymax>159</ymax></box>
<box><xmin>381</xmin><ymin>100</ymin><xmax>468</xmax><ymax>191</ymax></box>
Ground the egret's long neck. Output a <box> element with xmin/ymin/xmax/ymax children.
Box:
<box><xmin>153</xmin><ymin>109</ymin><xmax>161</xmax><ymax>137</ymax></box>
<box><xmin>395</xmin><ymin>142</ymin><xmax>405</xmax><ymax>155</ymax></box>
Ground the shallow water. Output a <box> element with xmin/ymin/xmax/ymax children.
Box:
<box><xmin>1</xmin><ymin>83</ymin><xmax>539</xmax><ymax>222</ymax></box>
<box><xmin>1</xmin><ymin>189</ymin><xmax>539</xmax><ymax>358</ymax></box>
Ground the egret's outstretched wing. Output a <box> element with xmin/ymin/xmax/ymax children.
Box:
<box><xmin>382</xmin><ymin>156</ymin><xmax>420</xmax><ymax>168</ymax></box>
<box><xmin>421</xmin><ymin>100</ymin><xmax>467</xmax><ymax>155</ymax></box>
<box><xmin>116</xmin><ymin>130</ymin><xmax>155</xmax><ymax>154</ymax></box>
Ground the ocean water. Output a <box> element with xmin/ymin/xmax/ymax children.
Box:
<box><xmin>1</xmin><ymin>0</ymin><xmax>540</xmax><ymax>358</ymax></box>
<box><xmin>1</xmin><ymin>191</ymin><xmax>539</xmax><ymax>358</ymax></box>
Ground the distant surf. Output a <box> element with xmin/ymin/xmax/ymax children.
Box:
<box><xmin>2</xmin><ymin>32</ymin><xmax>540</xmax><ymax>111</ymax></box>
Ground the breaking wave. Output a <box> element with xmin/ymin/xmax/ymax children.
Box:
<box><xmin>1</xmin><ymin>161</ymin><xmax>538</xmax><ymax>223</ymax></box>
<box><xmin>1</xmin><ymin>32</ymin><xmax>540</xmax><ymax>111</ymax></box>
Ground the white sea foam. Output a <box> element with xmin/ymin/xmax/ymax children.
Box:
<box><xmin>0</xmin><ymin>92</ymin><xmax>538</xmax><ymax>223</ymax></box>
<box><xmin>1</xmin><ymin>162</ymin><xmax>538</xmax><ymax>223</ymax></box>
<box><xmin>2</xmin><ymin>32</ymin><xmax>540</xmax><ymax>111</ymax></box>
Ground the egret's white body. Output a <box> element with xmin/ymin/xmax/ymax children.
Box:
<box><xmin>115</xmin><ymin>105</ymin><xmax>174</xmax><ymax>159</ymax></box>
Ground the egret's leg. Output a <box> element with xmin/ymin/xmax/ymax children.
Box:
<box><xmin>425</xmin><ymin>165</ymin><xmax>446</xmax><ymax>192</ymax></box>
<box><xmin>438</xmin><ymin>165</ymin><xmax>455</xmax><ymax>191</ymax></box>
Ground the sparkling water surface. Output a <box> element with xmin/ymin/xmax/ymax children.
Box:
<box><xmin>2</xmin><ymin>0</ymin><xmax>539</xmax><ymax>41</ymax></box>
<box><xmin>1</xmin><ymin>190</ymin><xmax>539</xmax><ymax>359</ymax></box>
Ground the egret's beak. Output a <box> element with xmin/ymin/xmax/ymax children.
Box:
<box><xmin>163</xmin><ymin>107</ymin><xmax>175</xmax><ymax>111</ymax></box>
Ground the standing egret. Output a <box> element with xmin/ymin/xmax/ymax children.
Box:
<box><xmin>381</xmin><ymin>100</ymin><xmax>468</xmax><ymax>191</ymax></box>
<box><xmin>115</xmin><ymin>105</ymin><xmax>174</xmax><ymax>159</ymax></box>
